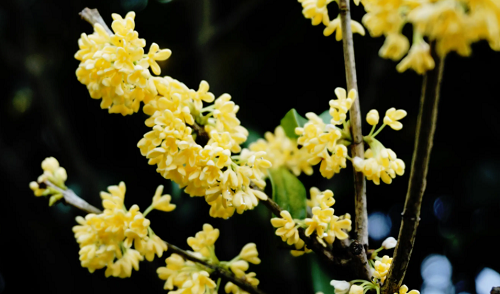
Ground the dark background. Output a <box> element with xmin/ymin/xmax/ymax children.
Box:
<box><xmin>1</xmin><ymin>0</ymin><xmax>500</xmax><ymax>293</ymax></box>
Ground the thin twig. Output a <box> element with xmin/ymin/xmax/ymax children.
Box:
<box><xmin>44</xmin><ymin>180</ymin><xmax>101</xmax><ymax>214</ymax></box>
<box><xmin>79</xmin><ymin>8</ymin><xmax>113</xmax><ymax>35</ymax></box>
<box><xmin>381</xmin><ymin>43</ymin><xmax>444</xmax><ymax>294</ymax></box>
<box><xmin>338</xmin><ymin>0</ymin><xmax>371</xmax><ymax>280</ymax></box>
<box><xmin>48</xmin><ymin>177</ymin><xmax>268</xmax><ymax>294</ymax></box>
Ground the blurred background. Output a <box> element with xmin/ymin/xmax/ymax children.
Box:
<box><xmin>1</xmin><ymin>0</ymin><xmax>500</xmax><ymax>293</ymax></box>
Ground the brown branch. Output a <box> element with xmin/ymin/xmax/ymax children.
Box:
<box><xmin>381</xmin><ymin>43</ymin><xmax>444</xmax><ymax>294</ymax></box>
<box><xmin>43</xmin><ymin>180</ymin><xmax>102</xmax><ymax>214</ymax></box>
<box><xmin>338</xmin><ymin>0</ymin><xmax>371</xmax><ymax>280</ymax></box>
<box><xmin>49</xmin><ymin>177</ymin><xmax>268</xmax><ymax>294</ymax></box>
<box><xmin>79</xmin><ymin>8</ymin><xmax>113</xmax><ymax>35</ymax></box>
<box><xmin>492</xmin><ymin>287</ymin><xmax>500</xmax><ymax>294</ymax></box>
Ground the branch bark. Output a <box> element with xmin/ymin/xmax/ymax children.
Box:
<box><xmin>381</xmin><ymin>43</ymin><xmax>444</xmax><ymax>294</ymax></box>
<box><xmin>79</xmin><ymin>8</ymin><xmax>113</xmax><ymax>35</ymax></box>
<box><xmin>43</xmin><ymin>180</ymin><xmax>101</xmax><ymax>214</ymax></box>
<box><xmin>338</xmin><ymin>0</ymin><xmax>371</xmax><ymax>280</ymax></box>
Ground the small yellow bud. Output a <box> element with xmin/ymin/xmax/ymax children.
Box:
<box><xmin>366</xmin><ymin>109</ymin><xmax>380</xmax><ymax>126</ymax></box>
<box><xmin>349</xmin><ymin>285</ymin><xmax>364</xmax><ymax>294</ymax></box>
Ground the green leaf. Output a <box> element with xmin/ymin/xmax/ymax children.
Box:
<box><xmin>268</xmin><ymin>167</ymin><xmax>306</xmax><ymax>219</ymax></box>
<box><xmin>319</xmin><ymin>110</ymin><xmax>332</xmax><ymax>125</ymax></box>
<box><xmin>280</xmin><ymin>108</ymin><xmax>308</xmax><ymax>139</ymax></box>
<box><xmin>311</xmin><ymin>255</ymin><xmax>333</xmax><ymax>293</ymax></box>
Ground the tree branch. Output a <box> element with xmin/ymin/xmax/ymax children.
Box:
<box><xmin>381</xmin><ymin>43</ymin><xmax>444</xmax><ymax>294</ymax></box>
<box><xmin>338</xmin><ymin>0</ymin><xmax>371</xmax><ymax>280</ymax></box>
<box><xmin>79</xmin><ymin>8</ymin><xmax>113</xmax><ymax>35</ymax></box>
<box><xmin>43</xmin><ymin>180</ymin><xmax>101</xmax><ymax>214</ymax></box>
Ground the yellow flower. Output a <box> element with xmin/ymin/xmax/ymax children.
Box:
<box><xmin>373</xmin><ymin>255</ymin><xmax>393</xmax><ymax>284</ymax></box>
<box><xmin>190</xmin><ymin>80</ymin><xmax>215</xmax><ymax>111</ymax></box>
<box><xmin>305</xmin><ymin>206</ymin><xmax>334</xmax><ymax>237</ymax></box>
<box><xmin>135</xmin><ymin>234</ymin><xmax>168</xmax><ymax>262</ymax></box>
<box><xmin>146</xmin><ymin>42</ymin><xmax>172</xmax><ymax>75</ymax></box>
<box><xmin>270</xmin><ymin>210</ymin><xmax>300</xmax><ymax>245</ymax></box>
<box><xmin>323</xmin><ymin>16</ymin><xmax>366</xmax><ymax>40</ymax></box>
<box><xmin>225</xmin><ymin>282</ymin><xmax>249</xmax><ymax>294</ymax></box>
<box><xmin>366</xmin><ymin>109</ymin><xmax>379</xmax><ymax>126</ymax></box>
<box><xmin>353</xmin><ymin>146</ymin><xmax>405</xmax><ymax>185</ymax></box>
<box><xmin>239</xmin><ymin>243</ymin><xmax>261</xmax><ymax>264</ymax></box>
<box><xmin>104</xmin><ymin>248</ymin><xmax>144</xmax><ymax>278</ymax></box>
<box><xmin>397</xmin><ymin>41</ymin><xmax>435</xmax><ymax>74</ymax></box>
<box><xmin>396</xmin><ymin>285</ymin><xmax>420</xmax><ymax>294</ymax></box>
<box><xmin>151</xmin><ymin>185</ymin><xmax>176</xmax><ymax>212</ymax></box>
<box><xmin>329</xmin><ymin>88</ymin><xmax>357</xmax><ymax>125</ymax></box>
<box><xmin>230</xmin><ymin>260</ymin><xmax>249</xmax><ymax>278</ymax></box>
<box><xmin>250</xmin><ymin>126</ymin><xmax>313</xmax><ymax>177</ymax></box>
<box><xmin>157</xmin><ymin>254</ymin><xmax>190</xmax><ymax>290</ymax></box>
<box><xmin>383</xmin><ymin>108</ymin><xmax>407</xmax><ymax>130</ymax></box>
<box><xmin>187</xmin><ymin>224</ymin><xmax>220</xmax><ymax>258</ymax></box>
<box><xmin>379</xmin><ymin>33</ymin><xmax>410</xmax><ymax>61</ymax></box>
<box><xmin>325</xmin><ymin>214</ymin><xmax>352</xmax><ymax>244</ymax></box>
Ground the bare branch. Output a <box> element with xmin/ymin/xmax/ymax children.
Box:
<box><xmin>79</xmin><ymin>8</ymin><xmax>113</xmax><ymax>35</ymax></box>
<box><xmin>381</xmin><ymin>43</ymin><xmax>444</xmax><ymax>294</ymax></box>
<box><xmin>44</xmin><ymin>180</ymin><xmax>101</xmax><ymax>214</ymax></box>
<box><xmin>338</xmin><ymin>0</ymin><xmax>371</xmax><ymax>280</ymax></box>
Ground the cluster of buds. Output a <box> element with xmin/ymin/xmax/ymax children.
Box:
<box><xmin>29</xmin><ymin>157</ymin><xmax>68</xmax><ymax>205</ymax></box>
<box><xmin>354</xmin><ymin>108</ymin><xmax>407</xmax><ymax>185</ymax></box>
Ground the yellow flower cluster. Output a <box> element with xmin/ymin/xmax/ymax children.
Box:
<box><xmin>355</xmin><ymin>108</ymin><xmax>406</xmax><ymax>185</ymax></box>
<box><xmin>73</xmin><ymin>182</ymin><xmax>173</xmax><ymax>277</ymax></box>
<box><xmin>138</xmin><ymin>76</ymin><xmax>270</xmax><ymax>219</ymax></box>
<box><xmin>29</xmin><ymin>157</ymin><xmax>68</xmax><ymax>206</ymax></box>
<box><xmin>297</xmin><ymin>0</ymin><xmax>366</xmax><ymax>39</ymax></box>
<box><xmin>75</xmin><ymin>12</ymin><xmax>171</xmax><ymax>115</ymax></box>
<box><xmin>249</xmin><ymin>126</ymin><xmax>313</xmax><ymax>176</ymax></box>
<box><xmin>305</xmin><ymin>188</ymin><xmax>352</xmax><ymax>245</ymax></box>
<box><xmin>157</xmin><ymin>224</ymin><xmax>260</xmax><ymax>294</ymax></box>
<box><xmin>361</xmin><ymin>0</ymin><xmax>500</xmax><ymax>74</ymax></box>
<box><xmin>372</xmin><ymin>255</ymin><xmax>392</xmax><ymax>284</ymax></box>
<box><xmin>270</xmin><ymin>188</ymin><xmax>351</xmax><ymax>255</ymax></box>
<box><xmin>75</xmin><ymin>11</ymin><xmax>273</xmax><ymax>219</ymax></box>
<box><xmin>295</xmin><ymin>88</ymin><xmax>354</xmax><ymax>179</ymax></box>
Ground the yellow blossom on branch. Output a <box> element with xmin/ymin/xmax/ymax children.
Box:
<box><xmin>72</xmin><ymin>182</ymin><xmax>171</xmax><ymax>277</ymax></box>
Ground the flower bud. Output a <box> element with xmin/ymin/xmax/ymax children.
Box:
<box><xmin>366</xmin><ymin>109</ymin><xmax>379</xmax><ymax>125</ymax></box>
<box><xmin>349</xmin><ymin>285</ymin><xmax>364</xmax><ymax>294</ymax></box>
<box><xmin>330</xmin><ymin>280</ymin><xmax>350</xmax><ymax>294</ymax></box>
<box><xmin>382</xmin><ymin>237</ymin><xmax>397</xmax><ymax>249</ymax></box>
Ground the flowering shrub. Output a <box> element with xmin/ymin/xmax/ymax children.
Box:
<box><xmin>27</xmin><ymin>1</ymin><xmax>500</xmax><ymax>293</ymax></box>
